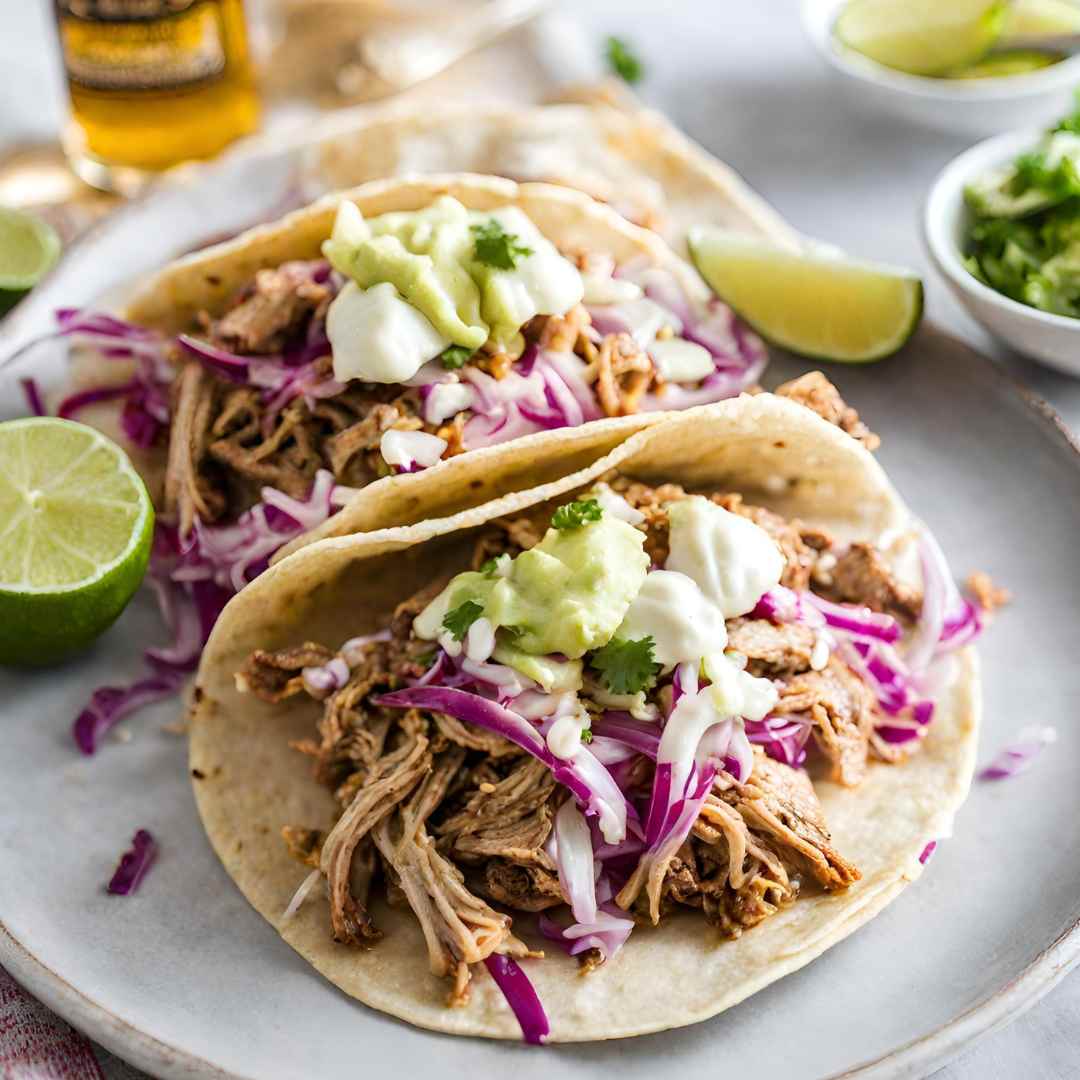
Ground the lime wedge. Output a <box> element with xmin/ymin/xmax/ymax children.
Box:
<box><xmin>834</xmin><ymin>0</ymin><xmax>1008</xmax><ymax>76</ymax></box>
<box><xmin>0</xmin><ymin>418</ymin><xmax>154</xmax><ymax>667</ymax></box>
<box><xmin>1002</xmin><ymin>0</ymin><xmax>1080</xmax><ymax>36</ymax></box>
<box><xmin>0</xmin><ymin>208</ymin><xmax>61</xmax><ymax>316</ymax></box>
<box><xmin>688</xmin><ymin>227</ymin><xmax>923</xmax><ymax>364</ymax></box>
<box><xmin>948</xmin><ymin>49</ymin><xmax>1061</xmax><ymax>77</ymax></box>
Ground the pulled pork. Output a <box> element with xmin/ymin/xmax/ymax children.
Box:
<box><xmin>239</xmin><ymin>450</ymin><xmax>923</xmax><ymax>995</ymax></box>
<box><xmin>775</xmin><ymin>371</ymin><xmax>880</xmax><ymax>451</ymax></box>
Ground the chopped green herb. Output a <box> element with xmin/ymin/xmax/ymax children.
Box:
<box><xmin>471</xmin><ymin>219</ymin><xmax>533</xmax><ymax>271</ymax></box>
<box><xmin>551</xmin><ymin>498</ymin><xmax>603</xmax><ymax>531</ymax></box>
<box><xmin>605</xmin><ymin>35</ymin><xmax>643</xmax><ymax>84</ymax></box>
<box><xmin>590</xmin><ymin>635</ymin><xmax>659</xmax><ymax>695</ymax></box>
<box><xmin>442</xmin><ymin>600</ymin><xmax>485</xmax><ymax>642</ymax></box>
<box><xmin>580</xmin><ymin>727</ymin><xmax>593</xmax><ymax>744</ymax></box>
<box><xmin>440</xmin><ymin>345</ymin><xmax>472</xmax><ymax>370</ymax></box>
<box><xmin>964</xmin><ymin>94</ymin><xmax>1080</xmax><ymax>319</ymax></box>
<box><xmin>480</xmin><ymin>557</ymin><xmax>500</xmax><ymax>577</ymax></box>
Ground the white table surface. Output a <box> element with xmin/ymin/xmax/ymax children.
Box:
<box><xmin>2</xmin><ymin>2</ymin><xmax>1078</xmax><ymax>1077</ymax></box>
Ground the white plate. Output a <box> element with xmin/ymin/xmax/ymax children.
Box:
<box><xmin>2</xmin><ymin>121</ymin><xmax>1080</xmax><ymax>1080</ymax></box>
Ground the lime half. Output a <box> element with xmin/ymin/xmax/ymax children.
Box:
<box><xmin>688</xmin><ymin>227</ymin><xmax>923</xmax><ymax>364</ymax></box>
<box><xmin>0</xmin><ymin>418</ymin><xmax>154</xmax><ymax>667</ymax></box>
<box><xmin>834</xmin><ymin>0</ymin><xmax>1008</xmax><ymax>76</ymax></box>
<box><xmin>1002</xmin><ymin>0</ymin><xmax>1080</xmax><ymax>36</ymax></box>
<box><xmin>0</xmin><ymin>208</ymin><xmax>61</xmax><ymax>316</ymax></box>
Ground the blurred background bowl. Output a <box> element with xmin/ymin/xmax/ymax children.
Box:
<box><xmin>924</xmin><ymin>128</ymin><xmax>1080</xmax><ymax>376</ymax></box>
<box><xmin>802</xmin><ymin>0</ymin><xmax>1080</xmax><ymax>138</ymax></box>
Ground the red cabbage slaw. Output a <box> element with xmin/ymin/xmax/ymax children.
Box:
<box><xmin>107</xmin><ymin>829</ymin><xmax>158</xmax><ymax>895</ymax></box>
<box><xmin>74</xmin><ymin>472</ymin><xmax>339</xmax><ymax>754</ymax></box>
<box><xmin>747</xmin><ymin>527</ymin><xmax>983</xmax><ymax>754</ymax></box>
<box><xmin>978</xmin><ymin>725</ymin><xmax>1057</xmax><ymax>781</ymax></box>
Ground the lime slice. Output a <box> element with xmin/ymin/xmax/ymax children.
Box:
<box><xmin>1002</xmin><ymin>0</ymin><xmax>1080</xmax><ymax>36</ymax></box>
<box><xmin>0</xmin><ymin>208</ymin><xmax>61</xmax><ymax>317</ymax></box>
<box><xmin>0</xmin><ymin>418</ymin><xmax>154</xmax><ymax>667</ymax></box>
<box><xmin>834</xmin><ymin>0</ymin><xmax>1008</xmax><ymax>76</ymax></box>
<box><xmin>948</xmin><ymin>49</ymin><xmax>1061</xmax><ymax>77</ymax></box>
<box><xmin>688</xmin><ymin>227</ymin><xmax>923</xmax><ymax>364</ymax></box>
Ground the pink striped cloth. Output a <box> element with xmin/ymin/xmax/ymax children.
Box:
<box><xmin>0</xmin><ymin>965</ymin><xmax>146</xmax><ymax>1080</ymax></box>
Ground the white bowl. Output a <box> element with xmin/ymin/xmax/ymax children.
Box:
<box><xmin>924</xmin><ymin>129</ymin><xmax>1080</xmax><ymax>376</ymax></box>
<box><xmin>801</xmin><ymin>0</ymin><xmax>1080</xmax><ymax>138</ymax></box>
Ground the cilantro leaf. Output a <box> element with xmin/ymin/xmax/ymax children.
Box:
<box><xmin>440</xmin><ymin>345</ymin><xmax>472</xmax><ymax>370</ymax></box>
<box><xmin>480</xmin><ymin>557</ymin><xmax>500</xmax><ymax>577</ymax></box>
<box><xmin>580</xmin><ymin>727</ymin><xmax>593</xmax><ymax>744</ymax></box>
<box><xmin>590</xmin><ymin>636</ymin><xmax>659</xmax><ymax>695</ymax></box>
<box><xmin>442</xmin><ymin>600</ymin><xmax>485</xmax><ymax>642</ymax></box>
<box><xmin>471</xmin><ymin>219</ymin><xmax>533</xmax><ymax>271</ymax></box>
<box><xmin>605</xmin><ymin>36</ymin><xmax>643</xmax><ymax>84</ymax></box>
<box><xmin>551</xmin><ymin>498</ymin><xmax>603</xmax><ymax>531</ymax></box>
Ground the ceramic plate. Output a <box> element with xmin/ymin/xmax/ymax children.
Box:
<box><xmin>2</xmin><ymin>119</ymin><xmax>1079</xmax><ymax>1080</ymax></box>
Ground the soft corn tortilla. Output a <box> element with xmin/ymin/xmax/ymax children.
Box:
<box><xmin>190</xmin><ymin>394</ymin><xmax>980</xmax><ymax>1042</ymax></box>
<box><xmin>116</xmin><ymin>171</ymin><xmax>724</xmax><ymax>526</ymax></box>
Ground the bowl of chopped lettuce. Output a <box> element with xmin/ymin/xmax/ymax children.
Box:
<box><xmin>803</xmin><ymin>0</ymin><xmax>1080</xmax><ymax>137</ymax></box>
<box><xmin>925</xmin><ymin>99</ymin><xmax>1080</xmax><ymax>374</ymax></box>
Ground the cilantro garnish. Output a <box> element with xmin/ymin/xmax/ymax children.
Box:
<box><xmin>551</xmin><ymin>498</ymin><xmax>603</xmax><ymax>531</ymax></box>
<box><xmin>590</xmin><ymin>636</ymin><xmax>659</xmax><ymax>695</ymax></box>
<box><xmin>480</xmin><ymin>557</ymin><xmax>500</xmax><ymax>577</ymax></box>
<box><xmin>442</xmin><ymin>600</ymin><xmax>485</xmax><ymax>642</ymax></box>
<box><xmin>605</xmin><ymin>36</ymin><xmax>643</xmax><ymax>84</ymax></box>
<box><xmin>440</xmin><ymin>345</ymin><xmax>472</xmax><ymax>370</ymax></box>
<box><xmin>580</xmin><ymin>727</ymin><xmax>593</xmax><ymax>744</ymax></box>
<box><xmin>471</xmin><ymin>219</ymin><xmax>533</xmax><ymax>271</ymax></box>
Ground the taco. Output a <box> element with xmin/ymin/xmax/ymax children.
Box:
<box><xmin>190</xmin><ymin>385</ymin><xmax>981</xmax><ymax>1042</ymax></box>
<box><xmin>48</xmin><ymin>173</ymin><xmax>769</xmax><ymax>749</ymax></box>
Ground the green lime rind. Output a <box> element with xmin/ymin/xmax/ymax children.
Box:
<box><xmin>688</xmin><ymin>227</ymin><xmax>924</xmax><ymax>364</ymax></box>
<box><xmin>0</xmin><ymin>208</ymin><xmax>61</xmax><ymax>316</ymax></box>
<box><xmin>0</xmin><ymin>418</ymin><xmax>154</xmax><ymax>668</ymax></box>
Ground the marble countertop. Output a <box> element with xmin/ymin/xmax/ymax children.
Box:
<box><xmin>1</xmin><ymin>1</ymin><xmax>1077</xmax><ymax>1076</ymax></box>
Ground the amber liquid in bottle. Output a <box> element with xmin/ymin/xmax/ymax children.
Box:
<box><xmin>56</xmin><ymin>0</ymin><xmax>261</xmax><ymax>190</ymax></box>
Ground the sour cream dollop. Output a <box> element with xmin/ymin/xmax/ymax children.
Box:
<box><xmin>327</xmin><ymin>280</ymin><xmax>449</xmax><ymax>384</ymax></box>
<box><xmin>616</xmin><ymin>569</ymin><xmax>728</xmax><ymax>667</ymax></box>
<box><xmin>665</xmin><ymin>496</ymin><xmax>784</xmax><ymax>617</ymax></box>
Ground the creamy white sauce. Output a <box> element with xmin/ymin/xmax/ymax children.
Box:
<box><xmin>465</xmin><ymin>616</ymin><xmax>495</xmax><ymax>663</ymax></box>
<box><xmin>327</xmin><ymin>281</ymin><xmax>449</xmax><ymax>384</ymax></box>
<box><xmin>581</xmin><ymin>272</ymin><xmax>643</xmax><ymax>306</ymax></box>
<box><xmin>650</xmin><ymin>338</ymin><xmax>715</xmax><ymax>384</ymax></box>
<box><xmin>658</xmin><ymin>657</ymin><xmax>777</xmax><ymax>785</ymax></box>
<box><xmin>424</xmin><ymin>380</ymin><xmax>475</xmax><ymax>425</ymax></box>
<box><xmin>379</xmin><ymin>429</ymin><xmax>447</xmax><ymax>469</ymax></box>
<box><xmin>604</xmin><ymin>296</ymin><xmax>682</xmax><ymax>347</ymax></box>
<box><xmin>616</xmin><ymin>569</ymin><xmax>728</xmax><ymax>667</ymax></box>
<box><xmin>703</xmin><ymin>652</ymin><xmax>778</xmax><ymax>721</ymax></box>
<box><xmin>665</xmin><ymin>497</ymin><xmax>784</xmax><ymax>618</ymax></box>
<box><xmin>478</xmin><ymin>207</ymin><xmax>584</xmax><ymax>344</ymax></box>
<box><xmin>592</xmin><ymin>482</ymin><xmax>645</xmax><ymax>525</ymax></box>
<box><xmin>547</xmin><ymin>708</ymin><xmax>587</xmax><ymax>760</ymax></box>
<box><xmin>810</xmin><ymin>634</ymin><xmax>830</xmax><ymax>671</ymax></box>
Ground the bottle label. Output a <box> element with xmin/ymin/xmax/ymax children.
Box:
<box><xmin>58</xmin><ymin>0</ymin><xmax>227</xmax><ymax>91</ymax></box>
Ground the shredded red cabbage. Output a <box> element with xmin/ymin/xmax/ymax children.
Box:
<box><xmin>73</xmin><ymin>472</ymin><xmax>338</xmax><ymax>754</ymax></box>
<box><xmin>978</xmin><ymin>726</ymin><xmax>1057</xmax><ymax>781</ymax></box>
<box><xmin>377</xmin><ymin>685</ymin><xmax>633</xmax><ymax>844</ymax></box>
<box><xmin>107</xmin><ymin>829</ymin><xmax>158</xmax><ymax>895</ymax></box>
<box><xmin>482</xmin><ymin>955</ymin><xmax>549</xmax><ymax>1045</ymax></box>
<box><xmin>73</xmin><ymin>673</ymin><xmax>188</xmax><ymax>754</ymax></box>
<box><xmin>918</xmin><ymin>840</ymin><xmax>937</xmax><ymax>865</ymax></box>
<box><xmin>20</xmin><ymin>377</ymin><xmax>46</xmax><ymax>417</ymax></box>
